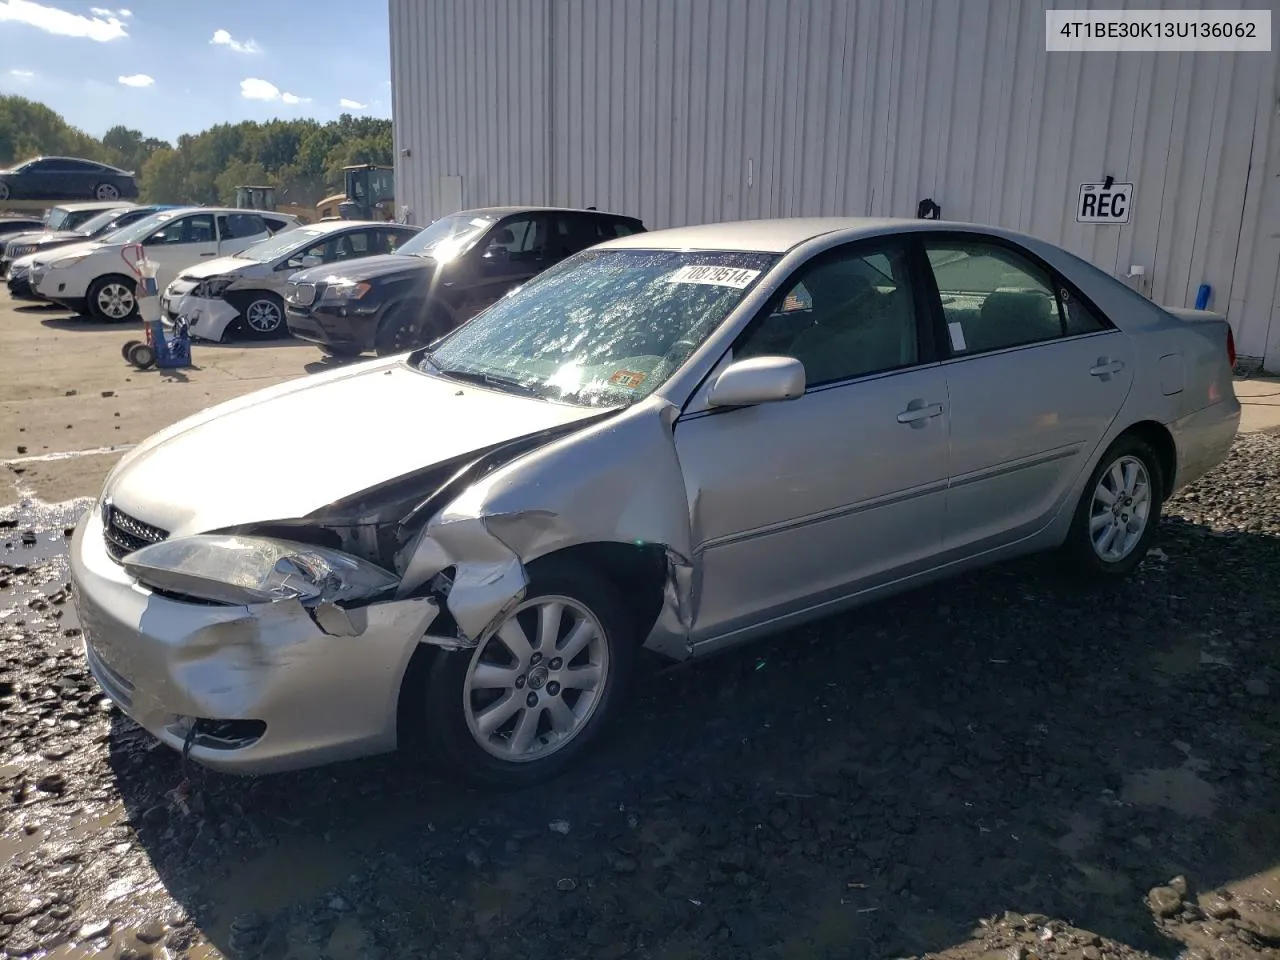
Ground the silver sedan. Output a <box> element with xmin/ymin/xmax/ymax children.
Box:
<box><xmin>69</xmin><ymin>217</ymin><xmax>1241</xmax><ymax>786</ymax></box>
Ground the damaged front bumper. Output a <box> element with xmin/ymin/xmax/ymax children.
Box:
<box><xmin>161</xmin><ymin>291</ymin><xmax>240</xmax><ymax>342</ymax></box>
<box><xmin>69</xmin><ymin>509</ymin><xmax>441</xmax><ymax>774</ymax></box>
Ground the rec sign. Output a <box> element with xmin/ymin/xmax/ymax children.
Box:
<box><xmin>1077</xmin><ymin>181</ymin><xmax>1134</xmax><ymax>224</ymax></box>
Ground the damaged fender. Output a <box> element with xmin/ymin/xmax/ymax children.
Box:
<box><xmin>396</xmin><ymin>396</ymin><xmax>698</xmax><ymax>657</ymax></box>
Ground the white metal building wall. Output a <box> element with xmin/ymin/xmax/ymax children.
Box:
<box><xmin>389</xmin><ymin>0</ymin><xmax>1280</xmax><ymax>370</ymax></box>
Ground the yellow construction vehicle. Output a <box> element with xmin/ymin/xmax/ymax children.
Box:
<box><xmin>316</xmin><ymin>164</ymin><xmax>396</xmax><ymax>221</ymax></box>
<box><xmin>234</xmin><ymin>184</ymin><xmax>314</xmax><ymax>225</ymax></box>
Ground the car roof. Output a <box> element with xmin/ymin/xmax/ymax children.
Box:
<box><xmin>288</xmin><ymin>218</ymin><xmax>408</xmax><ymax>235</ymax></box>
<box><xmin>453</xmin><ymin>205</ymin><xmax>641</xmax><ymax>221</ymax></box>
<box><xmin>49</xmin><ymin>200</ymin><xmax>136</xmax><ymax>213</ymax></box>
<box><xmin>150</xmin><ymin>207</ymin><xmax>299</xmax><ymax>217</ymax></box>
<box><xmin>597</xmin><ymin>216</ymin><xmax>1040</xmax><ymax>253</ymax></box>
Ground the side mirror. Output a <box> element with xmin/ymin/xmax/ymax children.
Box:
<box><xmin>707</xmin><ymin>356</ymin><xmax>806</xmax><ymax>408</ymax></box>
<box><xmin>300</xmin><ymin>254</ymin><xmax>323</xmax><ymax>268</ymax></box>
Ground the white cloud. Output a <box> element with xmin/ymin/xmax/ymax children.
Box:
<box><xmin>211</xmin><ymin>28</ymin><xmax>259</xmax><ymax>54</ymax></box>
<box><xmin>8</xmin><ymin>68</ymin><xmax>35</xmax><ymax>79</ymax></box>
<box><xmin>118</xmin><ymin>7</ymin><xmax>130</xmax><ymax>15</ymax></box>
<box><xmin>0</xmin><ymin>0</ymin><xmax>127</xmax><ymax>41</ymax></box>
<box><xmin>117</xmin><ymin>73</ymin><xmax>152</xmax><ymax>87</ymax></box>
<box><xmin>240</xmin><ymin>77</ymin><xmax>308</xmax><ymax>104</ymax></box>
<box><xmin>339</xmin><ymin>98</ymin><xmax>366</xmax><ymax>110</ymax></box>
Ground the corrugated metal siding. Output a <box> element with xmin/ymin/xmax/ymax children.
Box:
<box><xmin>390</xmin><ymin>0</ymin><xmax>1280</xmax><ymax>368</ymax></box>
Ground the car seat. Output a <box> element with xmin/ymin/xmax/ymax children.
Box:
<box><xmin>970</xmin><ymin>288</ymin><xmax>1060</xmax><ymax>352</ymax></box>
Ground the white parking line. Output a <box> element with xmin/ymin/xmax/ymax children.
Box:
<box><xmin>4</xmin><ymin>444</ymin><xmax>137</xmax><ymax>466</ymax></box>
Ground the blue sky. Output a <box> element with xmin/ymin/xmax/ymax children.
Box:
<box><xmin>0</xmin><ymin>0</ymin><xmax>391</xmax><ymax>142</ymax></box>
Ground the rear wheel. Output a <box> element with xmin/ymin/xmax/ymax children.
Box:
<box><xmin>239</xmin><ymin>293</ymin><xmax>286</xmax><ymax>340</ymax></box>
<box><xmin>94</xmin><ymin>183</ymin><xmax>120</xmax><ymax>201</ymax></box>
<box><xmin>1062</xmin><ymin>434</ymin><xmax>1164</xmax><ymax>580</ymax></box>
<box><xmin>0</xmin><ymin>182</ymin><xmax>9</xmax><ymax>201</ymax></box>
<box><xmin>121</xmin><ymin>339</ymin><xmax>142</xmax><ymax>361</ymax></box>
<box><xmin>415</xmin><ymin>559</ymin><xmax>635</xmax><ymax>789</ymax></box>
<box><xmin>87</xmin><ymin>275</ymin><xmax>138</xmax><ymax>322</ymax></box>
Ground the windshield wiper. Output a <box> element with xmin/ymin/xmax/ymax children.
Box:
<box><xmin>422</xmin><ymin>359</ymin><xmax>545</xmax><ymax>400</ymax></box>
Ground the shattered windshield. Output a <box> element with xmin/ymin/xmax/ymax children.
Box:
<box><xmin>395</xmin><ymin>213</ymin><xmax>494</xmax><ymax>262</ymax></box>
<box><xmin>416</xmin><ymin>248</ymin><xmax>779</xmax><ymax>407</ymax></box>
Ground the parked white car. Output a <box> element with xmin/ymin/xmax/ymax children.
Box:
<box><xmin>29</xmin><ymin>207</ymin><xmax>300</xmax><ymax>321</ymax></box>
<box><xmin>162</xmin><ymin>219</ymin><xmax>421</xmax><ymax>341</ymax></box>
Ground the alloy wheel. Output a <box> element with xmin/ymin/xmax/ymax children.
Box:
<box><xmin>95</xmin><ymin>183</ymin><xmax>120</xmax><ymax>201</ymax></box>
<box><xmin>463</xmin><ymin>595</ymin><xmax>610</xmax><ymax>763</ymax></box>
<box><xmin>245</xmin><ymin>299</ymin><xmax>282</xmax><ymax>333</ymax></box>
<box><xmin>97</xmin><ymin>282</ymin><xmax>135</xmax><ymax>320</ymax></box>
<box><xmin>1089</xmin><ymin>454</ymin><xmax>1152</xmax><ymax>563</ymax></box>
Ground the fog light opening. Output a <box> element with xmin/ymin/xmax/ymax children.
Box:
<box><xmin>167</xmin><ymin>716</ymin><xmax>266</xmax><ymax>751</ymax></box>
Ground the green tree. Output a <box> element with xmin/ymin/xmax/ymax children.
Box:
<box><xmin>1</xmin><ymin>95</ymin><xmax>394</xmax><ymax>210</ymax></box>
<box><xmin>138</xmin><ymin>147</ymin><xmax>187</xmax><ymax>203</ymax></box>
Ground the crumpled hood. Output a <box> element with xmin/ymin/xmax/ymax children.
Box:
<box><xmin>289</xmin><ymin>253</ymin><xmax>427</xmax><ymax>285</ymax></box>
<box><xmin>174</xmin><ymin>256</ymin><xmax>259</xmax><ymax>282</ymax></box>
<box><xmin>104</xmin><ymin>357</ymin><xmax>602</xmax><ymax>537</ymax></box>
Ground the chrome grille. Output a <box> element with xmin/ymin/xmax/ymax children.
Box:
<box><xmin>288</xmin><ymin>281</ymin><xmax>317</xmax><ymax>306</ymax></box>
<box><xmin>102</xmin><ymin>503</ymin><xmax>169</xmax><ymax>563</ymax></box>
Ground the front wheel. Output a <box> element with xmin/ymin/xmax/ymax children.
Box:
<box><xmin>239</xmin><ymin>293</ymin><xmax>286</xmax><ymax>340</ymax></box>
<box><xmin>319</xmin><ymin>343</ymin><xmax>363</xmax><ymax>358</ymax></box>
<box><xmin>1062</xmin><ymin>434</ymin><xmax>1164</xmax><ymax>580</ymax></box>
<box><xmin>375</xmin><ymin>304</ymin><xmax>450</xmax><ymax>357</ymax></box>
<box><xmin>416</xmin><ymin>560</ymin><xmax>636</xmax><ymax>789</ymax></box>
<box><xmin>87</xmin><ymin>275</ymin><xmax>138</xmax><ymax>322</ymax></box>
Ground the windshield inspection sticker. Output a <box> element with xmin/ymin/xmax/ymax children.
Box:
<box><xmin>608</xmin><ymin>370</ymin><xmax>647</xmax><ymax>389</ymax></box>
<box><xmin>666</xmin><ymin>264</ymin><xmax>761</xmax><ymax>288</ymax></box>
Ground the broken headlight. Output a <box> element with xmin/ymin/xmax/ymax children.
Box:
<box><xmin>121</xmin><ymin>534</ymin><xmax>399</xmax><ymax>606</ymax></box>
<box><xmin>193</xmin><ymin>276</ymin><xmax>235</xmax><ymax>299</ymax></box>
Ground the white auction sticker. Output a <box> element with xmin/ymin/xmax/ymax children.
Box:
<box><xmin>666</xmin><ymin>264</ymin><xmax>761</xmax><ymax>288</ymax></box>
<box><xmin>1046</xmin><ymin>9</ymin><xmax>1270</xmax><ymax>51</ymax></box>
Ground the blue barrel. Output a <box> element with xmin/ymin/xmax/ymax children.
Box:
<box><xmin>1195</xmin><ymin>284</ymin><xmax>1211</xmax><ymax>310</ymax></box>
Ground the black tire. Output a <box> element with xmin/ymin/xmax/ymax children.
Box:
<box><xmin>319</xmin><ymin>343</ymin><xmax>363</xmax><ymax>358</ymax></box>
<box><xmin>86</xmin><ymin>275</ymin><xmax>138</xmax><ymax>322</ymax></box>
<box><xmin>121</xmin><ymin>339</ymin><xmax>142</xmax><ymax>361</ymax></box>
<box><xmin>94</xmin><ymin>183</ymin><xmax>121</xmax><ymax>201</ymax></box>
<box><xmin>415</xmin><ymin>558</ymin><xmax>636</xmax><ymax>789</ymax></box>
<box><xmin>374</xmin><ymin>304</ymin><xmax>450</xmax><ymax>357</ymax></box>
<box><xmin>237</xmin><ymin>292</ymin><xmax>286</xmax><ymax>340</ymax></box>
<box><xmin>127</xmin><ymin>342</ymin><xmax>155</xmax><ymax>370</ymax></box>
<box><xmin>0</xmin><ymin>181</ymin><xmax>9</xmax><ymax>202</ymax></box>
<box><xmin>1062</xmin><ymin>433</ymin><xmax>1164</xmax><ymax>580</ymax></box>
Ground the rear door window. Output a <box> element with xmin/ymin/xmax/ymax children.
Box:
<box><xmin>218</xmin><ymin>213</ymin><xmax>268</xmax><ymax>240</ymax></box>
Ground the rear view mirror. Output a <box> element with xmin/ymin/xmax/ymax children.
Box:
<box><xmin>707</xmin><ymin>356</ymin><xmax>806</xmax><ymax>408</ymax></box>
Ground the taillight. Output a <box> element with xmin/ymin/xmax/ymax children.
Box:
<box><xmin>1226</xmin><ymin>327</ymin><xmax>1237</xmax><ymax>369</ymax></box>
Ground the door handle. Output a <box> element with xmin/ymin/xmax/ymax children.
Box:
<box><xmin>1090</xmin><ymin>358</ymin><xmax>1125</xmax><ymax>378</ymax></box>
<box><xmin>199</xmin><ymin>252</ymin><xmax>216</xmax><ymax>257</ymax></box>
<box><xmin>897</xmin><ymin>400</ymin><xmax>944</xmax><ymax>426</ymax></box>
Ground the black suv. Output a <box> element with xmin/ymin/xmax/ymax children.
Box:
<box><xmin>284</xmin><ymin>205</ymin><xmax>646</xmax><ymax>356</ymax></box>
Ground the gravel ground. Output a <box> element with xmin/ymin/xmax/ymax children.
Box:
<box><xmin>2</xmin><ymin>434</ymin><xmax>1279</xmax><ymax>960</ymax></box>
